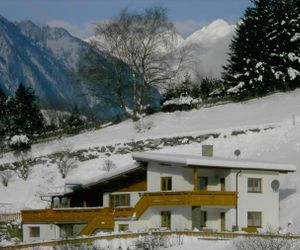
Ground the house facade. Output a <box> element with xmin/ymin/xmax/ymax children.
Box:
<box><xmin>22</xmin><ymin>151</ymin><xmax>296</xmax><ymax>242</ymax></box>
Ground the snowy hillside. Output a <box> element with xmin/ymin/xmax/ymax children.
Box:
<box><xmin>1</xmin><ymin>90</ymin><xmax>300</xmax><ymax>232</ymax></box>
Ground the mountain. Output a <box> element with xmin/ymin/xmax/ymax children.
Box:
<box><xmin>85</xmin><ymin>19</ymin><xmax>235</xmax><ymax>83</ymax></box>
<box><xmin>0</xmin><ymin>16</ymin><xmax>160</xmax><ymax>120</ymax></box>
<box><xmin>0</xmin><ymin>16</ymin><xmax>86</xmax><ymax>110</ymax></box>
<box><xmin>181</xmin><ymin>19</ymin><xmax>236</xmax><ymax>79</ymax></box>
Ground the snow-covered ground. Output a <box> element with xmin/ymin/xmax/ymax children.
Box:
<box><xmin>1</xmin><ymin>89</ymin><xmax>300</xmax><ymax>234</ymax></box>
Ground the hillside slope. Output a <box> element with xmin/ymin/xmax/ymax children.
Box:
<box><xmin>1</xmin><ymin>90</ymin><xmax>300</xmax><ymax>232</ymax></box>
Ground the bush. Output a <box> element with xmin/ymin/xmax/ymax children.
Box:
<box><xmin>234</xmin><ymin>235</ymin><xmax>300</xmax><ymax>250</ymax></box>
<box><xmin>134</xmin><ymin>119</ymin><xmax>153</xmax><ymax>133</ymax></box>
<box><xmin>8</xmin><ymin>135</ymin><xmax>31</xmax><ymax>150</ymax></box>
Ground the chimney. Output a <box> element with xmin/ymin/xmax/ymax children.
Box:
<box><xmin>202</xmin><ymin>145</ymin><xmax>213</xmax><ymax>157</ymax></box>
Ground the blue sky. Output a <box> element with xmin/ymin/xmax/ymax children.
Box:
<box><xmin>0</xmin><ymin>0</ymin><xmax>250</xmax><ymax>38</ymax></box>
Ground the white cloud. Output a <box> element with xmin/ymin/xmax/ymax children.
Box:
<box><xmin>47</xmin><ymin>20</ymin><xmax>103</xmax><ymax>39</ymax></box>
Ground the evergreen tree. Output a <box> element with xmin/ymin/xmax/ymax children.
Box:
<box><xmin>222</xmin><ymin>0</ymin><xmax>300</xmax><ymax>99</ymax></box>
<box><xmin>267</xmin><ymin>0</ymin><xmax>300</xmax><ymax>89</ymax></box>
<box><xmin>67</xmin><ymin>106</ymin><xmax>83</xmax><ymax>128</ymax></box>
<box><xmin>10</xmin><ymin>84</ymin><xmax>45</xmax><ymax>136</ymax></box>
<box><xmin>0</xmin><ymin>89</ymin><xmax>7</xmax><ymax>136</ymax></box>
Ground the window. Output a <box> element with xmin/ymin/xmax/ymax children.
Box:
<box><xmin>198</xmin><ymin>177</ymin><xmax>208</xmax><ymax>191</ymax></box>
<box><xmin>161</xmin><ymin>177</ymin><xmax>172</xmax><ymax>191</ymax></box>
<box><xmin>119</xmin><ymin>224</ymin><xmax>129</xmax><ymax>232</ymax></box>
<box><xmin>109</xmin><ymin>194</ymin><xmax>130</xmax><ymax>208</ymax></box>
<box><xmin>161</xmin><ymin>211</ymin><xmax>171</xmax><ymax>228</ymax></box>
<box><xmin>29</xmin><ymin>227</ymin><xmax>40</xmax><ymax>238</ymax></box>
<box><xmin>248</xmin><ymin>212</ymin><xmax>262</xmax><ymax>227</ymax></box>
<box><xmin>248</xmin><ymin>178</ymin><xmax>262</xmax><ymax>193</ymax></box>
<box><xmin>200</xmin><ymin>211</ymin><xmax>207</xmax><ymax>227</ymax></box>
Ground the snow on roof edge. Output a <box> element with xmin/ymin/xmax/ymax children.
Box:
<box><xmin>65</xmin><ymin>162</ymin><xmax>142</xmax><ymax>188</ymax></box>
<box><xmin>132</xmin><ymin>152</ymin><xmax>296</xmax><ymax>172</ymax></box>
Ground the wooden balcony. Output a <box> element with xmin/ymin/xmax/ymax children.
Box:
<box><xmin>22</xmin><ymin>191</ymin><xmax>236</xmax><ymax>235</ymax></box>
<box><xmin>134</xmin><ymin>191</ymin><xmax>237</xmax><ymax>218</ymax></box>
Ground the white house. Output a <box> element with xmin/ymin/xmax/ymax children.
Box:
<box><xmin>22</xmin><ymin>149</ymin><xmax>296</xmax><ymax>242</ymax></box>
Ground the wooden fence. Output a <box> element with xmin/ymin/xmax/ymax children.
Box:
<box><xmin>0</xmin><ymin>213</ymin><xmax>21</xmax><ymax>222</ymax></box>
<box><xmin>3</xmin><ymin>231</ymin><xmax>300</xmax><ymax>250</ymax></box>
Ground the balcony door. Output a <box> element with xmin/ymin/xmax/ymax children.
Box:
<box><xmin>220</xmin><ymin>212</ymin><xmax>226</xmax><ymax>231</ymax></box>
<box><xmin>220</xmin><ymin>178</ymin><xmax>225</xmax><ymax>191</ymax></box>
<box><xmin>161</xmin><ymin>211</ymin><xmax>171</xmax><ymax>228</ymax></box>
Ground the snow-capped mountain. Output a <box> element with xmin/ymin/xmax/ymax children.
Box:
<box><xmin>86</xmin><ymin>19</ymin><xmax>235</xmax><ymax>80</ymax></box>
<box><xmin>181</xmin><ymin>19</ymin><xmax>235</xmax><ymax>78</ymax></box>
<box><xmin>184</xmin><ymin>19</ymin><xmax>234</xmax><ymax>45</ymax></box>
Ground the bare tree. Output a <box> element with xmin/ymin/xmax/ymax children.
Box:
<box><xmin>56</xmin><ymin>154</ymin><xmax>77</xmax><ymax>178</ymax></box>
<box><xmin>13</xmin><ymin>150</ymin><xmax>33</xmax><ymax>180</ymax></box>
<box><xmin>80</xmin><ymin>6</ymin><xmax>186</xmax><ymax>120</ymax></box>
<box><xmin>0</xmin><ymin>169</ymin><xmax>14</xmax><ymax>186</ymax></box>
<box><xmin>55</xmin><ymin>138</ymin><xmax>77</xmax><ymax>178</ymax></box>
<box><xmin>102</xmin><ymin>159</ymin><xmax>116</xmax><ymax>172</ymax></box>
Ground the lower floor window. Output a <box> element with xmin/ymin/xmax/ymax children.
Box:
<box><xmin>110</xmin><ymin>194</ymin><xmax>130</xmax><ymax>208</ymax></box>
<box><xmin>247</xmin><ymin>211</ymin><xmax>262</xmax><ymax>227</ymax></box>
<box><xmin>29</xmin><ymin>227</ymin><xmax>40</xmax><ymax>237</ymax></box>
<box><xmin>119</xmin><ymin>224</ymin><xmax>129</xmax><ymax>232</ymax></box>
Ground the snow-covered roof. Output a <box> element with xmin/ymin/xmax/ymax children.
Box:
<box><xmin>65</xmin><ymin>162</ymin><xmax>142</xmax><ymax>188</ymax></box>
<box><xmin>132</xmin><ymin>152</ymin><xmax>296</xmax><ymax>172</ymax></box>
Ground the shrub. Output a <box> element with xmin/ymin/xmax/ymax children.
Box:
<box><xmin>8</xmin><ymin>135</ymin><xmax>30</xmax><ymax>150</ymax></box>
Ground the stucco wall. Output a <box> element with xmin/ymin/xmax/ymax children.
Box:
<box><xmin>23</xmin><ymin>223</ymin><xmax>60</xmax><ymax>243</ymax></box>
<box><xmin>201</xmin><ymin>207</ymin><xmax>233</xmax><ymax>231</ymax></box>
<box><xmin>197</xmin><ymin>168</ymin><xmax>232</xmax><ymax>191</ymax></box>
<box><xmin>139</xmin><ymin>206</ymin><xmax>192</xmax><ymax>231</ymax></box>
<box><xmin>147</xmin><ymin>162</ymin><xmax>194</xmax><ymax>192</ymax></box>
<box><xmin>235</xmin><ymin>170</ymin><xmax>280</xmax><ymax>229</ymax></box>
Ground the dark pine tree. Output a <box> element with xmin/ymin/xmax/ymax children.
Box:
<box><xmin>10</xmin><ymin>84</ymin><xmax>45</xmax><ymax>136</ymax></box>
<box><xmin>67</xmin><ymin>106</ymin><xmax>83</xmax><ymax>128</ymax></box>
<box><xmin>267</xmin><ymin>0</ymin><xmax>300</xmax><ymax>90</ymax></box>
<box><xmin>222</xmin><ymin>0</ymin><xmax>299</xmax><ymax>99</ymax></box>
<box><xmin>0</xmin><ymin>89</ymin><xmax>7</xmax><ymax>136</ymax></box>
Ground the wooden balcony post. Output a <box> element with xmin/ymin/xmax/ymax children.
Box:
<box><xmin>194</xmin><ymin>167</ymin><xmax>198</xmax><ymax>191</ymax></box>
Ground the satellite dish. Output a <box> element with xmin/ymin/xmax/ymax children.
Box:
<box><xmin>234</xmin><ymin>149</ymin><xmax>241</xmax><ymax>158</ymax></box>
<box><xmin>271</xmin><ymin>180</ymin><xmax>280</xmax><ymax>192</ymax></box>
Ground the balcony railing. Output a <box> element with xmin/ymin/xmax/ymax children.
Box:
<box><xmin>134</xmin><ymin>191</ymin><xmax>237</xmax><ymax>218</ymax></box>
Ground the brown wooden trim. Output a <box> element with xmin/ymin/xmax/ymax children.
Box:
<box><xmin>194</xmin><ymin>168</ymin><xmax>198</xmax><ymax>191</ymax></box>
<box><xmin>134</xmin><ymin>191</ymin><xmax>237</xmax><ymax>218</ymax></box>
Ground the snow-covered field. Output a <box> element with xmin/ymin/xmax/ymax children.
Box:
<box><xmin>1</xmin><ymin>89</ymin><xmax>300</xmax><ymax>235</ymax></box>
